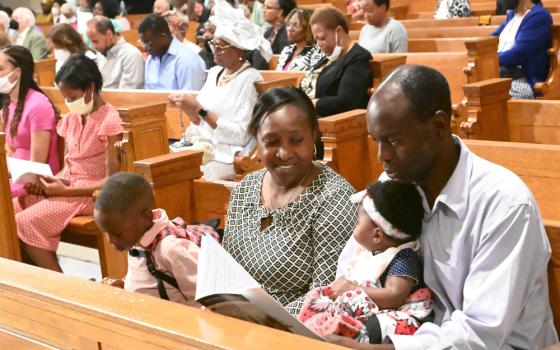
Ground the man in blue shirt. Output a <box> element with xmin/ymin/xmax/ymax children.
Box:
<box><xmin>139</xmin><ymin>13</ymin><xmax>205</xmax><ymax>91</ymax></box>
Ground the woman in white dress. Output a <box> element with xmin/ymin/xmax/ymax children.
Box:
<box><xmin>169</xmin><ymin>0</ymin><xmax>272</xmax><ymax>180</ymax></box>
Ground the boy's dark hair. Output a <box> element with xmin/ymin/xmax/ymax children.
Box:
<box><xmin>95</xmin><ymin>172</ymin><xmax>154</xmax><ymax>213</ymax></box>
<box><xmin>55</xmin><ymin>54</ymin><xmax>104</xmax><ymax>92</ymax></box>
<box><xmin>366</xmin><ymin>180</ymin><xmax>424</xmax><ymax>241</ymax></box>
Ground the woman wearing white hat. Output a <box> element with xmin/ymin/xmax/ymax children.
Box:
<box><xmin>169</xmin><ymin>0</ymin><xmax>271</xmax><ymax>181</ymax></box>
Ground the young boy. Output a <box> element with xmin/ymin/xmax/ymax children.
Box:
<box><xmin>94</xmin><ymin>172</ymin><xmax>203</xmax><ymax>307</ymax></box>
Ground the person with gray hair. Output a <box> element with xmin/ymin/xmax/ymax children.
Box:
<box><xmin>153</xmin><ymin>0</ymin><xmax>172</xmax><ymax>14</ymax></box>
<box><xmin>87</xmin><ymin>16</ymin><xmax>144</xmax><ymax>89</ymax></box>
<box><xmin>11</xmin><ymin>7</ymin><xmax>50</xmax><ymax>59</ymax></box>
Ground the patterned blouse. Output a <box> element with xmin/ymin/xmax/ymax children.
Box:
<box><xmin>223</xmin><ymin>165</ymin><xmax>358</xmax><ymax>315</ymax></box>
<box><xmin>276</xmin><ymin>44</ymin><xmax>325</xmax><ymax>71</ymax></box>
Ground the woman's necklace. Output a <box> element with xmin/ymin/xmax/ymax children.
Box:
<box><xmin>267</xmin><ymin>164</ymin><xmax>314</xmax><ymax>210</ymax></box>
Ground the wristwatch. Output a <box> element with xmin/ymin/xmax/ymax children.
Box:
<box><xmin>198</xmin><ymin>108</ymin><xmax>208</xmax><ymax>119</ymax></box>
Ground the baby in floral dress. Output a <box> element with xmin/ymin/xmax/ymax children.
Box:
<box><xmin>298</xmin><ymin>180</ymin><xmax>433</xmax><ymax>343</ymax></box>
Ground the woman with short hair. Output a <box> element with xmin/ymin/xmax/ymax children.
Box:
<box><xmin>300</xmin><ymin>7</ymin><xmax>372</xmax><ymax>118</ymax></box>
<box><xmin>276</xmin><ymin>8</ymin><xmax>324</xmax><ymax>71</ymax></box>
<box><xmin>223</xmin><ymin>86</ymin><xmax>357</xmax><ymax>316</ymax></box>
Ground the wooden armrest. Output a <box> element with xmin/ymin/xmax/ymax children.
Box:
<box><xmin>478</xmin><ymin>15</ymin><xmax>492</xmax><ymax>25</ymax></box>
<box><xmin>255</xmin><ymin>77</ymin><xmax>298</xmax><ymax>94</ymax></box>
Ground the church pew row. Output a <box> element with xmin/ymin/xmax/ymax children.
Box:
<box><xmin>0</xmin><ymin>103</ymin><xmax>169</xmax><ymax>278</ymax></box>
<box><xmin>0</xmin><ymin>258</ymin><xmax>344</xmax><ymax>350</ymax></box>
<box><xmin>350</xmin><ymin>25</ymin><xmax>498</xmax><ymax>40</ymax></box>
<box><xmin>460</xmin><ymin>78</ymin><xmax>560</xmax><ymax>144</ymax></box>
<box><xmin>133</xmin><ymin>139</ymin><xmax>560</xmax><ymax>332</ymax></box>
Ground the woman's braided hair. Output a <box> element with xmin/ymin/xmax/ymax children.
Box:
<box><xmin>1</xmin><ymin>46</ymin><xmax>60</xmax><ymax>137</ymax></box>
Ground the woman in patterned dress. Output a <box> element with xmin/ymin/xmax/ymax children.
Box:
<box><xmin>222</xmin><ymin>86</ymin><xmax>357</xmax><ymax>316</ymax></box>
<box><xmin>14</xmin><ymin>54</ymin><xmax>123</xmax><ymax>272</ymax></box>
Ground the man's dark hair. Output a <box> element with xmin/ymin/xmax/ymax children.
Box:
<box><xmin>97</xmin><ymin>0</ymin><xmax>121</xmax><ymax>19</ymax></box>
<box><xmin>366</xmin><ymin>180</ymin><xmax>424</xmax><ymax>241</ymax></box>
<box><xmin>55</xmin><ymin>54</ymin><xmax>104</xmax><ymax>92</ymax></box>
<box><xmin>138</xmin><ymin>13</ymin><xmax>171</xmax><ymax>36</ymax></box>
<box><xmin>384</xmin><ymin>64</ymin><xmax>452</xmax><ymax>121</ymax></box>
<box><xmin>277</xmin><ymin>0</ymin><xmax>297</xmax><ymax>18</ymax></box>
<box><xmin>373</xmin><ymin>0</ymin><xmax>390</xmax><ymax>9</ymax></box>
<box><xmin>95</xmin><ymin>172</ymin><xmax>154</xmax><ymax>213</ymax></box>
<box><xmin>248</xmin><ymin>86</ymin><xmax>318</xmax><ymax>137</ymax></box>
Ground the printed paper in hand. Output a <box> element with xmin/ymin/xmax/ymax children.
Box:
<box><xmin>6</xmin><ymin>157</ymin><xmax>53</xmax><ymax>184</ymax></box>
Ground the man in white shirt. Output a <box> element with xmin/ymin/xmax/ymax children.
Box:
<box><xmin>332</xmin><ymin>64</ymin><xmax>558</xmax><ymax>349</ymax></box>
<box><xmin>87</xmin><ymin>16</ymin><xmax>145</xmax><ymax>89</ymax></box>
<box><xmin>358</xmin><ymin>0</ymin><xmax>407</xmax><ymax>54</ymax></box>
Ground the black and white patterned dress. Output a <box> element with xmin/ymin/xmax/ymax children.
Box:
<box><xmin>223</xmin><ymin>166</ymin><xmax>358</xmax><ymax>315</ymax></box>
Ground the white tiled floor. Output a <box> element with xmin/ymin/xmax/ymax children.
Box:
<box><xmin>57</xmin><ymin>243</ymin><xmax>102</xmax><ymax>281</ymax></box>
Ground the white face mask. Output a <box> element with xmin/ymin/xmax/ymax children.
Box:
<box><xmin>65</xmin><ymin>90</ymin><xmax>94</xmax><ymax>115</ymax></box>
<box><xmin>327</xmin><ymin>29</ymin><xmax>342</xmax><ymax>62</ymax></box>
<box><xmin>54</xmin><ymin>49</ymin><xmax>71</xmax><ymax>64</ymax></box>
<box><xmin>0</xmin><ymin>69</ymin><xmax>19</xmax><ymax>94</ymax></box>
<box><xmin>51</xmin><ymin>7</ymin><xmax>60</xmax><ymax>16</ymax></box>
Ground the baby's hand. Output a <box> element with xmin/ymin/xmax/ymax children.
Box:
<box><xmin>329</xmin><ymin>277</ymin><xmax>356</xmax><ymax>299</ymax></box>
<box><xmin>101</xmin><ymin>277</ymin><xmax>124</xmax><ymax>289</ymax></box>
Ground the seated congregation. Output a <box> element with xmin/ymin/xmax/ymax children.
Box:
<box><xmin>1</xmin><ymin>0</ymin><xmax>560</xmax><ymax>349</ymax></box>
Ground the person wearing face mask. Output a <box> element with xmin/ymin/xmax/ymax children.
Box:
<box><xmin>48</xmin><ymin>24</ymin><xmax>97</xmax><ymax>73</ymax></box>
<box><xmin>13</xmin><ymin>54</ymin><xmax>123</xmax><ymax>273</ymax></box>
<box><xmin>37</xmin><ymin>0</ymin><xmax>55</xmax><ymax>25</ymax></box>
<box><xmin>492</xmin><ymin>0</ymin><xmax>551</xmax><ymax>99</ymax></box>
<box><xmin>86</xmin><ymin>16</ymin><xmax>144</xmax><ymax>89</ymax></box>
<box><xmin>11</xmin><ymin>7</ymin><xmax>51</xmax><ymax>60</ymax></box>
<box><xmin>300</xmin><ymin>7</ymin><xmax>372</xmax><ymax>119</ymax></box>
<box><xmin>0</xmin><ymin>46</ymin><xmax>60</xmax><ymax>198</ymax></box>
<box><xmin>57</xmin><ymin>3</ymin><xmax>79</xmax><ymax>30</ymax></box>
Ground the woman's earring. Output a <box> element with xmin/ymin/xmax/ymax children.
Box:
<box><xmin>313</xmin><ymin>145</ymin><xmax>317</xmax><ymax>157</ymax></box>
<box><xmin>238</xmin><ymin>56</ymin><xmax>243</xmax><ymax>62</ymax></box>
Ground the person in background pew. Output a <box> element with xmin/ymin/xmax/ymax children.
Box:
<box><xmin>168</xmin><ymin>0</ymin><xmax>268</xmax><ymax>180</ymax></box>
<box><xmin>153</xmin><ymin>0</ymin><xmax>171</xmax><ymax>14</ymax></box>
<box><xmin>492</xmin><ymin>0</ymin><xmax>551</xmax><ymax>99</ymax></box>
<box><xmin>249</xmin><ymin>0</ymin><xmax>296</xmax><ymax>69</ymax></box>
<box><xmin>57</xmin><ymin>3</ymin><xmax>79</xmax><ymax>30</ymax></box>
<box><xmin>37</xmin><ymin>0</ymin><xmax>55</xmax><ymax>25</ymax></box>
<box><xmin>433</xmin><ymin>0</ymin><xmax>472</xmax><ymax>19</ymax></box>
<box><xmin>1</xmin><ymin>46</ymin><xmax>60</xmax><ymax>197</ymax></box>
<box><xmin>76</xmin><ymin>0</ymin><xmax>94</xmax><ymax>34</ymax></box>
<box><xmin>139</xmin><ymin>13</ymin><xmax>206</xmax><ymax>90</ymax></box>
<box><xmin>300</xmin><ymin>7</ymin><xmax>372</xmax><ymax>117</ymax></box>
<box><xmin>48</xmin><ymin>24</ymin><xmax>97</xmax><ymax>73</ymax></box>
<box><xmin>87</xmin><ymin>16</ymin><xmax>145</xmax><ymax>89</ymax></box>
<box><xmin>358</xmin><ymin>0</ymin><xmax>407</xmax><ymax>54</ymax></box>
<box><xmin>299</xmin><ymin>180</ymin><xmax>433</xmax><ymax>342</ymax></box>
<box><xmin>0</xmin><ymin>11</ymin><xmax>12</xmax><ymax>48</ymax></box>
<box><xmin>95</xmin><ymin>172</ymin><xmax>207</xmax><ymax>307</ymax></box>
<box><xmin>11</xmin><ymin>7</ymin><xmax>51</xmax><ymax>60</ymax></box>
<box><xmin>164</xmin><ymin>10</ymin><xmax>202</xmax><ymax>54</ymax></box>
<box><xmin>330</xmin><ymin>64</ymin><xmax>558</xmax><ymax>349</ymax></box>
<box><xmin>276</xmin><ymin>8</ymin><xmax>324</xmax><ymax>72</ymax></box>
<box><xmin>93</xmin><ymin>0</ymin><xmax>132</xmax><ymax>31</ymax></box>
<box><xmin>223</xmin><ymin>86</ymin><xmax>358</xmax><ymax>316</ymax></box>
<box><xmin>14</xmin><ymin>54</ymin><xmax>123</xmax><ymax>272</ymax></box>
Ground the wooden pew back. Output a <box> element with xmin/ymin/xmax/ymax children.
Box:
<box><xmin>0</xmin><ymin>257</ymin><xmax>343</xmax><ymax>350</ymax></box>
<box><xmin>34</xmin><ymin>58</ymin><xmax>56</xmax><ymax>87</ymax></box>
<box><xmin>0</xmin><ymin>133</ymin><xmax>21</xmax><ymax>261</ymax></box>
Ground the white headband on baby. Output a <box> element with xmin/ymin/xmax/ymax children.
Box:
<box><xmin>350</xmin><ymin>190</ymin><xmax>412</xmax><ymax>241</ymax></box>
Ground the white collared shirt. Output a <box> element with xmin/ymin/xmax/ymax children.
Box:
<box><xmin>337</xmin><ymin>137</ymin><xmax>558</xmax><ymax>349</ymax></box>
<box><xmin>14</xmin><ymin>27</ymin><xmax>30</xmax><ymax>46</ymax></box>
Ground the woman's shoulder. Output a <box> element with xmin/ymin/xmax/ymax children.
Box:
<box><xmin>25</xmin><ymin>89</ymin><xmax>51</xmax><ymax>107</ymax></box>
<box><xmin>239</xmin><ymin>66</ymin><xmax>264</xmax><ymax>82</ymax></box>
<box><xmin>346</xmin><ymin>44</ymin><xmax>373</xmax><ymax>62</ymax></box>
<box><xmin>232</xmin><ymin>168</ymin><xmax>266</xmax><ymax>196</ymax></box>
<box><xmin>527</xmin><ymin>4</ymin><xmax>553</xmax><ymax>22</ymax></box>
<box><xmin>314</xmin><ymin>165</ymin><xmax>356</xmax><ymax>198</ymax></box>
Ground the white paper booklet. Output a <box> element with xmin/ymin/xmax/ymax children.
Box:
<box><xmin>6</xmin><ymin>157</ymin><xmax>53</xmax><ymax>184</ymax></box>
<box><xmin>196</xmin><ymin>235</ymin><xmax>324</xmax><ymax>341</ymax></box>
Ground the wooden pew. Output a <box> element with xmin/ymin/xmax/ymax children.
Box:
<box><xmin>0</xmin><ymin>257</ymin><xmax>344</xmax><ymax>350</ymax></box>
<box><xmin>460</xmin><ymin>78</ymin><xmax>560</xmax><ymax>144</ymax></box>
<box><xmin>34</xmin><ymin>58</ymin><xmax>56</xmax><ymax>87</ymax></box>
<box><xmin>350</xmin><ymin>25</ymin><xmax>498</xmax><ymax>40</ymax></box>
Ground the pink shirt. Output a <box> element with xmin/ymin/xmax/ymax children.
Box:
<box><xmin>5</xmin><ymin>89</ymin><xmax>60</xmax><ymax>197</ymax></box>
<box><xmin>124</xmin><ymin>209</ymin><xmax>201</xmax><ymax>307</ymax></box>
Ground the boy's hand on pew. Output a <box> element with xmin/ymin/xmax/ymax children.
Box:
<box><xmin>101</xmin><ymin>277</ymin><xmax>125</xmax><ymax>289</ymax></box>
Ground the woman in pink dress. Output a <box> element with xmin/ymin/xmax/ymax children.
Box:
<box><xmin>14</xmin><ymin>54</ymin><xmax>124</xmax><ymax>272</ymax></box>
<box><xmin>0</xmin><ymin>46</ymin><xmax>60</xmax><ymax>197</ymax></box>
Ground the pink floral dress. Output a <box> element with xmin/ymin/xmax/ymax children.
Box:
<box><xmin>298</xmin><ymin>248</ymin><xmax>433</xmax><ymax>343</ymax></box>
<box><xmin>13</xmin><ymin>104</ymin><xmax>123</xmax><ymax>252</ymax></box>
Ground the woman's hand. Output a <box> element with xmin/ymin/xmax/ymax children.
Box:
<box><xmin>38</xmin><ymin>176</ymin><xmax>70</xmax><ymax>197</ymax></box>
<box><xmin>168</xmin><ymin>93</ymin><xmax>203</xmax><ymax>124</ymax></box>
<box><xmin>329</xmin><ymin>277</ymin><xmax>356</xmax><ymax>298</ymax></box>
<box><xmin>24</xmin><ymin>179</ymin><xmax>45</xmax><ymax>196</ymax></box>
